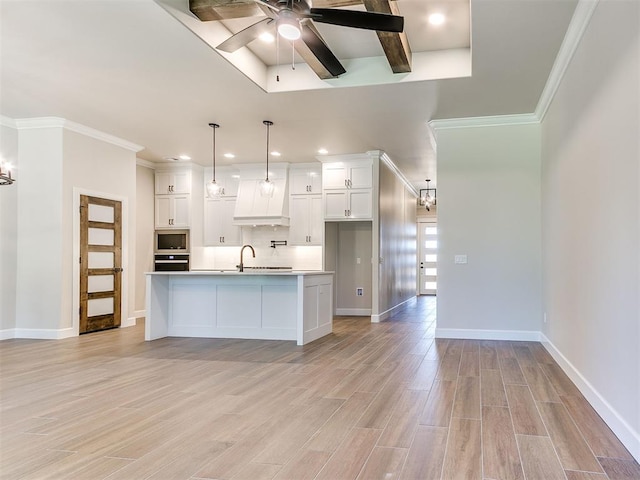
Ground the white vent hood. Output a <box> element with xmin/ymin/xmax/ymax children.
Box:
<box><xmin>233</xmin><ymin>164</ymin><xmax>290</xmax><ymax>226</ymax></box>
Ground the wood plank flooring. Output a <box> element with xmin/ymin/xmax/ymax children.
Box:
<box><xmin>1</xmin><ymin>297</ymin><xmax>638</xmax><ymax>480</ymax></box>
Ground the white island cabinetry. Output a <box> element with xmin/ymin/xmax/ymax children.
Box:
<box><xmin>146</xmin><ymin>271</ymin><xmax>333</xmax><ymax>345</ymax></box>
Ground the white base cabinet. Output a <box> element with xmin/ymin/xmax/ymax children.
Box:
<box><xmin>146</xmin><ymin>272</ymin><xmax>333</xmax><ymax>345</ymax></box>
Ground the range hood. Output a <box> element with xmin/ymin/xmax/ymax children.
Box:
<box><xmin>233</xmin><ymin>165</ymin><xmax>290</xmax><ymax>226</ymax></box>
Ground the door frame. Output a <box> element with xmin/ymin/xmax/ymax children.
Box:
<box><xmin>72</xmin><ymin>188</ymin><xmax>131</xmax><ymax>336</ymax></box>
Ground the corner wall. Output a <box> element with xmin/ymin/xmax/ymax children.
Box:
<box><xmin>135</xmin><ymin>163</ymin><xmax>155</xmax><ymax>317</ymax></box>
<box><xmin>0</xmin><ymin>122</ymin><xmax>18</xmax><ymax>335</ymax></box>
<box><xmin>540</xmin><ymin>0</ymin><xmax>639</xmax><ymax>458</ymax></box>
<box><xmin>377</xmin><ymin>158</ymin><xmax>417</xmax><ymax>319</ymax></box>
<box><xmin>434</xmin><ymin>122</ymin><xmax>542</xmax><ymax>339</ymax></box>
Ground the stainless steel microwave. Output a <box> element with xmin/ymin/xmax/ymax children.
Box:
<box><xmin>155</xmin><ymin>229</ymin><xmax>189</xmax><ymax>254</ymax></box>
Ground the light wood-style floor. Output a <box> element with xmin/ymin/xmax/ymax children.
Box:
<box><xmin>1</xmin><ymin>297</ymin><xmax>638</xmax><ymax>480</ymax></box>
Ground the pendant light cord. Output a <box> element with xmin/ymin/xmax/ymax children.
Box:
<box><xmin>209</xmin><ymin>123</ymin><xmax>219</xmax><ymax>182</ymax></box>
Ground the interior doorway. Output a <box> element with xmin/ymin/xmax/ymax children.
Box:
<box><xmin>418</xmin><ymin>221</ymin><xmax>437</xmax><ymax>295</ymax></box>
<box><xmin>79</xmin><ymin>195</ymin><xmax>123</xmax><ymax>333</ymax></box>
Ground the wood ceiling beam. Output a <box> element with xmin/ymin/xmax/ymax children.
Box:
<box><xmin>362</xmin><ymin>0</ymin><xmax>411</xmax><ymax>73</ymax></box>
<box><xmin>189</xmin><ymin>0</ymin><xmax>264</xmax><ymax>21</ymax></box>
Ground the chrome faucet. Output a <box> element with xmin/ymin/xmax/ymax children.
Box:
<box><xmin>238</xmin><ymin>244</ymin><xmax>255</xmax><ymax>272</ymax></box>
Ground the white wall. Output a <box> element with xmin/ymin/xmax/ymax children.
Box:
<box><xmin>5</xmin><ymin>119</ymin><xmax>141</xmax><ymax>337</ymax></box>
<box><xmin>0</xmin><ymin>123</ymin><xmax>19</xmax><ymax>334</ymax></box>
<box><xmin>135</xmin><ymin>163</ymin><xmax>155</xmax><ymax>316</ymax></box>
<box><xmin>15</xmin><ymin>126</ymin><xmax>65</xmax><ymax>332</ymax></box>
<box><xmin>435</xmin><ymin>123</ymin><xmax>542</xmax><ymax>338</ymax></box>
<box><xmin>541</xmin><ymin>0</ymin><xmax>639</xmax><ymax>457</ymax></box>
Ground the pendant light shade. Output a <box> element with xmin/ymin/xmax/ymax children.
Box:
<box><xmin>206</xmin><ymin>123</ymin><xmax>222</xmax><ymax>197</ymax></box>
<box><xmin>260</xmin><ymin>120</ymin><xmax>275</xmax><ymax>197</ymax></box>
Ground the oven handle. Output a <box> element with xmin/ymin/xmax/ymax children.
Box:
<box><xmin>154</xmin><ymin>260</ymin><xmax>189</xmax><ymax>264</ymax></box>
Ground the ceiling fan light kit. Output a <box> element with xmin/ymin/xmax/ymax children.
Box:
<box><xmin>206</xmin><ymin>0</ymin><xmax>405</xmax><ymax>79</ymax></box>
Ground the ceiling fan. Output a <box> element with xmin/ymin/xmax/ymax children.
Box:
<box><xmin>214</xmin><ymin>0</ymin><xmax>404</xmax><ymax>78</ymax></box>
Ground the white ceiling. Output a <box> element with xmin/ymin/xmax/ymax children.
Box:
<box><xmin>0</xmin><ymin>0</ymin><xmax>578</xmax><ymax>190</ymax></box>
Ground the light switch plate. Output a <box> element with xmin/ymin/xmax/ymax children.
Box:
<box><xmin>454</xmin><ymin>255</ymin><xmax>468</xmax><ymax>264</ymax></box>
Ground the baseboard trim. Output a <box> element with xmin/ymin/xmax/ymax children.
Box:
<box><xmin>122</xmin><ymin>317</ymin><xmax>137</xmax><ymax>328</ymax></box>
<box><xmin>371</xmin><ymin>296</ymin><xmax>416</xmax><ymax>323</ymax></box>
<box><xmin>133</xmin><ymin>309</ymin><xmax>146</xmax><ymax>319</ymax></box>
<box><xmin>540</xmin><ymin>333</ymin><xmax>640</xmax><ymax>462</ymax></box>
<box><xmin>7</xmin><ymin>327</ymin><xmax>76</xmax><ymax>340</ymax></box>
<box><xmin>335</xmin><ymin>308</ymin><xmax>372</xmax><ymax>317</ymax></box>
<box><xmin>435</xmin><ymin>328</ymin><xmax>541</xmax><ymax>341</ymax></box>
<box><xmin>0</xmin><ymin>328</ymin><xmax>15</xmax><ymax>340</ymax></box>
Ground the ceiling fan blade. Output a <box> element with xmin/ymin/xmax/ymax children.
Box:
<box><xmin>216</xmin><ymin>17</ymin><xmax>274</xmax><ymax>53</ymax></box>
<box><xmin>309</xmin><ymin>8</ymin><xmax>404</xmax><ymax>33</ymax></box>
<box><xmin>300</xmin><ymin>22</ymin><xmax>346</xmax><ymax>77</ymax></box>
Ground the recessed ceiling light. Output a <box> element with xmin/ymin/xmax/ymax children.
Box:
<box><xmin>179</xmin><ymin>154</ymin><xmax>191</xmax><ymax>161</ymax></box>
<box><xmin>317</xmin><ymin>148</ymin><xmax>328</xmax><ymax>155</ymax></box>
<box><xmin>428</xmin><ymin>13</ymin><xmax>446</xmax><ymax>26</ymax></box>
<box><xmin>259</xmin><ymin>32</ymin><xmax>275</xmax><ymax>43</ymax></box>
<box><xmin>270</xmin><ymin>151</ymin><xmax>281</xmax><ymax>157</ymax></box>
<box><xmin>224</xmin><ymin>153</ymin><xmax>235</xmax><ymax>159</ymax></box>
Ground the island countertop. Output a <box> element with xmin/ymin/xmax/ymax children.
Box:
<box><xmin>145</xmin><ymin>270</ymin><xmax>333</xmax><ymax>345</ymax></box>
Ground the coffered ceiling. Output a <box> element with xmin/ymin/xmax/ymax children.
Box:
<box><xmin>0</xmin><ymin>0</ymin><xmax>578</xmax><ymax>190</ymax></box>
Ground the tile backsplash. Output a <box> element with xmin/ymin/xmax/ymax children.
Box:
<box><xmin>191</xmin><ymin>225</ymin><xmax>323</xmax><ymax>271</ymax></box>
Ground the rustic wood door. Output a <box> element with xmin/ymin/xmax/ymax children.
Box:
<box><xmin>79</xmin><ymin>195</ymin><xmax>123</xmax><ymax>334</ymax></box>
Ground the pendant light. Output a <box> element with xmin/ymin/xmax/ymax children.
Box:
<box><xmin>260</xmin><ymin>120</ymin><xmax>275</xmax><ymax>197</ymax></box>
<box><xmin>0</xmin><ymin>160</ymin><xmax>15</xmax><ymax>186</ymax></box>
<box><xmin>206</xmin><ymin>123</ymin><xmax>222</xmax><ymax>197</ymax></box>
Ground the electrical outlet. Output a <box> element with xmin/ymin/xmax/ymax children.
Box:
<box><xmin>356</xmin><ymin>288</ymin><xmax>363</xmax><ymax>296</ymax></box>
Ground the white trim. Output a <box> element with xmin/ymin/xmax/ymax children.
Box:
<box><xmin>13</xmin><ymin>117</ymin><xmax>144</xmax><ymax>152</ymax></box>
<box><xmin>429</xmin><ymin>114</ymin><xmax>539</xmax><ymax>131</ymax></box>
<box><xmin>0</xmin><ymin>116</ymin><xmax>17</xmax><ymax>128</ymax></box>
<box><xmin>7</xmin><ymin>328</ymin><xmax>76</xmax><ymax>340</ymax></box>
<box><xmin>535</xmin><ymin>0</ymin><xmax>600</xmax><ymax>121</ymax></box>
<box><xmin>136</xmin><ymin>158</ymin><xmax>156</xmax><ymax>169</ymax></box>
<box><xmin>435</xmin><ymin>328</ymin><xmax>541</xmax><ymax>341</ymax></box>
<box><xmin>540</xmin><ymin>333</ymin><xmax>640</xmax><ymax>462</ymax></box>
<box><xmin>335</xmin><ymin>308</ymin><xmax>372</xmax><ymax>316</ymax></box>
<box><xmin>371</xmin><ymin>296</ymin><xmax>416</xmax><ymax>323</ymax></box>
<box><xmin>122</xmin><ymin>317</ymin><xmax>137</xmax><ymax>328</ymax></box>
<box><xmin>133</xmin><ymin>309</ymin><xmax>146</xmax><ymax>319</ymax></box>
<box><xmin>373</xmin><ymin>150</ymin><xmax>420</xmax><ymax>198</ymax></box>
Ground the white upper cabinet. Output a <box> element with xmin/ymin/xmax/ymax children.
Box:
<box><xmin>290</xmin><ymin>166</ymin><xmax>322</xmax><ymax>194</ymax></box>
<box><xmin>155</xmin><ymin>167</ymin><xmax>192</xmax><ymax>229</ymax></box>
<box><xmin>289</xmin><ymin>195</ymin><xmax>323</xmax><ymax>245</ymax></box>
<box><xmin>204</xmin><ymin>167</ymin><xmax>240</xmax><ymax>197</ymax></box>
<box><xmin>203</xmin><ymin>197</ymin><xmax>242</xmax><ymax>246</ymax></box>
<box><xmin>323</xmin><ymin>161</ymin><xmax>372</xmax><ymax>190</ymax></box>
<box><xmin>155</xmin><ymin>195</ymin><xmax>191</xmax><ymax>228</ymax></box>
<box><xmin>155</xmin><ymin>170</ymin><xmax>191</xmax><ymax>195</ymax></box>
<box><xmin>321</xmin><ymin>157</ymin><xmax>373</xmax><ymax>221</ymax></box>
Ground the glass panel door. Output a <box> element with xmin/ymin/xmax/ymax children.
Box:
<box><xmin>419</xmin><ymin>222</ymin><xmax>437</xmax><ymax>295</ymax></box>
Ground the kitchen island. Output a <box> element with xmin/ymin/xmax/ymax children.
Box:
<box><xmin>145</xmin><ymin>271</ymin><xmax>333</xmax><ymax>345</ymax></box>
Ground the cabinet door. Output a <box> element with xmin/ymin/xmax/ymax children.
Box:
<box><xmin>155</xmin><ymin>196</ymin><xmax>172</xmax><ymax>228</ymax></box>
<box><xmin>324</xmin><ymin>191</ymin><xmax>348</xmax><ymax>219</ymax></box>
<box><xmin>348</xmin><ymin>190</ymin><xmax>372</xmax><ymax>219</ymax></box>
<box><xmin>171</xmin><ymin>196</ymin><xmax>191</xmax><ymax>227</ymax></box>
<box><xmin>221</xmin><ymin>173</ymin><xmax>239</xmax><ymax>197</ymax></box>
<box><xmin>204</xmin><ymin>199</ymin><xmax>224</xmax><ymax>245</ymax></box>
<box><xmin>349</xmin><ymin>163</ymin><xmax>373</xmax><ymax>189</ymax></box>
<box><xmin>323</xmin><ymin>164</ymin><xmax>348</xmax><ymax>189</ymax></box>
<box><xmin>289</xmin><ymin>196</ymin><xmax>311</xmax><ymax>245</ymax></box>
<box><xmin>171</xmin><ymin>171</ymin><xmax>191</xmax><ymax>194</ymax></box>
<box><xmin>155</xmin><ymin>172</ymin><xmax>172</xmax><ymax>195</ymax></box>
<box><xmin>308</xmin><ymin>196</ymin><xmax>323</xmax><ymax>244</ymax></box>
<box><xmin>290</xmin><ymin>170</ymin><xmax>312</xmax><ymax>195</ymax></box>
<box><xmin>308</xmin><ymin>171</ymin><xmax>322</xmax><ymax>193</ymax></box>
<box><xmin>221</xmin><ymin>198</ymin><xmax>242</xmax><ymax>245</ymax></box>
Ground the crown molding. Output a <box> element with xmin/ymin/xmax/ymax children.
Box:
<box><xmin>429</xmin><ymin>113</ymin><xmax>539</xmax><ymax>131</ymax></box>
<box><xmin>374</xmin><ymin>150</ymin><xmax>419</xmax><ymax>198</ymax></box>
<box><xmin>535</xmin><ymin>0</ymin><xmax>600</xmax><ymax>121</ymax></box>
<box><xmin>11</xmin><ymin>116</ymin><xmax>144</xmax><ymax>152</ymax></box>
<box><xmin>136</xmin><ymin>158</ymin><xmax>156</xmax><ymax>169</ymax></box>
<box><xmin>0</xmin><ymin>116</ymin><xmax>17</xmax><ymax>128</ymax></box>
